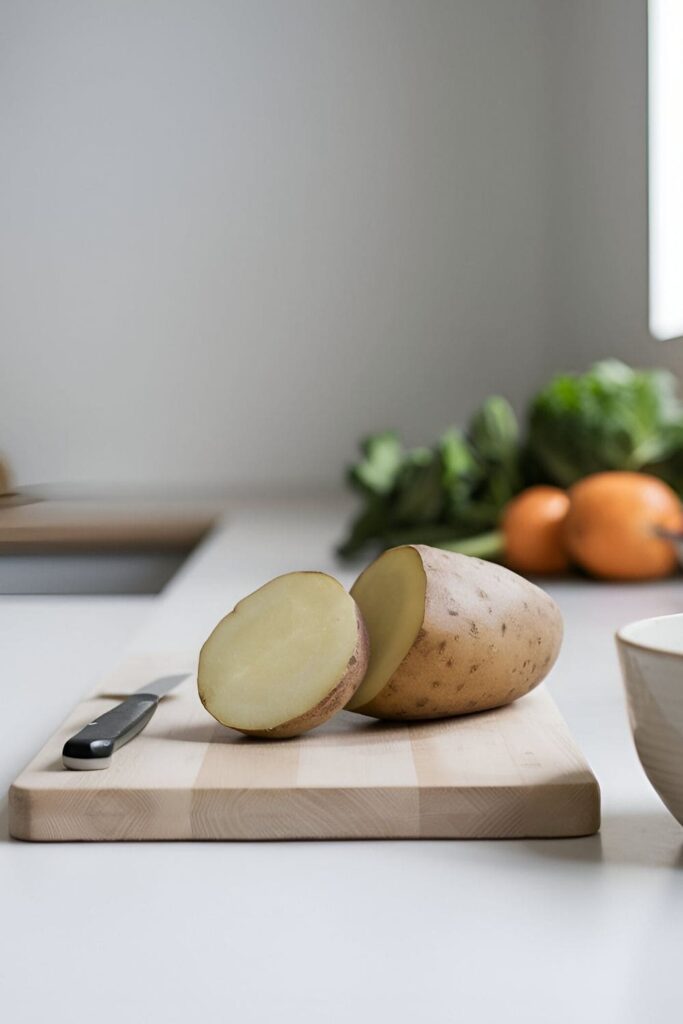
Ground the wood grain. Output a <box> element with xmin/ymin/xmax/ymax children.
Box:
<box><xmin>9</xmin><ymin>653</ymin><xmax>600</xmax><ymax>841</ymax></box>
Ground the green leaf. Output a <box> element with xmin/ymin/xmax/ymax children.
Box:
<box><xmin>467</xmin><ymin>397</ymin><xmax>522</xmax><ymax>514</ymax></box>
<box><xmin>527</xmin><ymin>359</ymin><xmax>683</xmax><ymax>486</ymax></box>
<box><xmin>348</xmin><ymin>431</ymin><xmax>403</xmax><ymax>496</ymax></box>
<box><xmin>468</xmin><ymin>396</ymin><xmax>519</xmax><ymax>465</ymax></box>
<box><xmin>440</xmin><ymin>428</ymin><xmax>481</xmax><ymax>487</ymax></box>
<box><xmin>391</xmin><ymin>448</ymin><xmax>444</xmax><ymax>525</ymax></box>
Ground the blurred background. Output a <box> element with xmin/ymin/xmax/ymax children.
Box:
<box><xmin>0</xmin><ymin>0</ymin><xmax>674</xmax><ymax>492</ymax></box>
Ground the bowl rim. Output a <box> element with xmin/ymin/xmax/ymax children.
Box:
<box><xmin>616</xmin><ymin>611</ymin><xmax>683</xmax><ymax>657</ymax></box>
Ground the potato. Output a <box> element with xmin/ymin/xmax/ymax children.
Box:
<box><xmin>198</xmin><ymin>571</ymin><xmax>369</xmax><ymax>738</ymax></box>
<box><xmin>347</xmin><ymin>544</ymin><xmax>562</xmax><ymax>720</ymax></box>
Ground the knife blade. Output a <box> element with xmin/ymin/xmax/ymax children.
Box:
<box><xmin>62</xmin><ymin>673</ymin><xmax>189</xmax><ymax>771</ymax></box>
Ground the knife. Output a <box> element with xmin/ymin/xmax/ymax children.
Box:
<box><xmin>62</xmin><ymin>674</ymin><xmax>188</xmax><ymax>771</ymax></box>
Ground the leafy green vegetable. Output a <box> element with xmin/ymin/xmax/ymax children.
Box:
<box><xmin>528</xmin><ymin>360</ymin><xmax>683</xmax><ymax>486</ymax></box>
<box><xmin>392</xmin><ymin>448</ymin><xmax>444</xmax><ymax>525</ymax></box>
<box><xmin>469</xmin><ymin>396</ymin><xmax>519</xmax><ymax>466</ymax></box>
<box><xmin>467</xmin><ymin>396</ymin><xmax>522</xmax><ymax>515</ymax></box>
<box><xmin>338</xmin><ymin>399</ymin><xmax>521</xmax><ymax>557</ymax></box>
<box><xmin>440</xmin><ymin>428</ymin><xmax>482</xmax><ymax>521</ymax></box>
<box><xmin>348</xmin><ymin>432</ymin><xmax>403</xmax><ymax>496</ymax></box>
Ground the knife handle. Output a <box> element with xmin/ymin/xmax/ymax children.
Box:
<box><xmin>62</xmin><ymin>694</ymin><xmax>160</xmax><ymax>771</ymax></box>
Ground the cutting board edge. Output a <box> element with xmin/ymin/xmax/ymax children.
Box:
<box><xmin>9</xmin><ymin>777</ymin><xmax>601</xmax><ymax>842</ymax></box>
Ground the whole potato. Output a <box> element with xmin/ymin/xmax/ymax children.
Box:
<box><xmin>347</xmin><ymin>544</ymin><xmax>562</xmax><ymax>720</ymax></box>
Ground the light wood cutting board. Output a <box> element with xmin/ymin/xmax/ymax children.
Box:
<box><xmin>9</xmin><ymin>652</ymin><xmax>600</xmax><ymax>841</ymax></box>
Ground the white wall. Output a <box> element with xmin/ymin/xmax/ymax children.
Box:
<box><xmin>8</xmin><ymin>1</ymin><xmax>676</xmax><ymax>493</ymax></box>
<box><xmin>0</xmin><ymin>0</ymin><xmax>556</xmax><ymax>489</ymax></box>
<box><xmin>550</xmin><ymin>0</ymin><xmax>683</xmax><ymax>376</ymax></box>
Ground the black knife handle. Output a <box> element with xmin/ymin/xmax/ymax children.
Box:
<box><xmin>62</xmin><ymin>694</ymin><xmax>160</xmax><ymax>770</ymax></box>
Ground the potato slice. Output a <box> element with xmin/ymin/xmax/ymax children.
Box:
<box><xmin>198</xmin><ymin>571</ymin><xmax>369</xmax><ymax>738</ymax></box>
<box><xmin>346</xmin><ymin>546</ymin><xmax>426</xmax><ymax>711</ymax></box>
<box><xmin>348</xmin><ymin>544</ymin><xmax>562</xmax><ymax>719</ymax></box>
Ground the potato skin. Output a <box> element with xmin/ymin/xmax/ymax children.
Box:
<box><xmin>352</xmin><ymin>545</ymin><xmax>562</xmax><ymax>720</ymax></box>
<box><xmin>214</xmin><ymin>608</ymin><xmax>370</xmax><ymax>739</ymax></box>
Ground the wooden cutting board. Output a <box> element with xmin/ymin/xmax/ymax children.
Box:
<box><xmin>9</xmin><ymin>652</ymin><xmax>600</xmax><ymax>841</ymax></box>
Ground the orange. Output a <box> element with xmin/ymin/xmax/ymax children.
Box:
<box><xmin>502</xmin><ymin>485</ymin><xmax>570</xmax><ymax>575</ymax></box>
<box><xmin>564</xmin><ymin>472</ymin><xmax>682</xmax><ymax>581</ymax></box>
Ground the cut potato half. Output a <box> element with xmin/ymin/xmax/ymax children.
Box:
<box><xmin>198</xmin><ymin>571</ymin><xmax>369</xmax><ymax>738</ymax></box>
<box><xmin>349</xmin><ymin>544</ymin><xmax>563</xmax><ymax>720</ymax></box>
<box><xmin>346</xmin><ymin>546</ymin><xmax>426</xmax><ymax>710</ymax></box>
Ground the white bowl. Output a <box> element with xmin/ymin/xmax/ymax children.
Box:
<box><xmin>616</xmin><ymin>613</ymin><xmax>683</xmax><ymax>826</ymax></box>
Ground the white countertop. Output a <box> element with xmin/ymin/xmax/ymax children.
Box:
<box><xmin>2</xmin><ymin>497</ymin><xmax>683</xmax><ymax>1024</ymax></box>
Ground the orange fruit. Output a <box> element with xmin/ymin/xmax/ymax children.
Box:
<box><xmin>564</xmin><ymin>472</ymin><xmax>682</xmax><ymax>581</ymax></box>
<box><xmin>502</xmin><ymin>485</ymin><xmax>570</xmax><ymax>575</ymax></box>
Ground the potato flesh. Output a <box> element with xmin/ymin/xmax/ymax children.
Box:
<box><xmin>347</xmin><ymin>546</ymin><xmax>425</xmax><ymax>710</ymax></box>
<box><xmin>199</xmin><ymin>573</ymin><xmax>360</xmax><ymax>731</ymax></box>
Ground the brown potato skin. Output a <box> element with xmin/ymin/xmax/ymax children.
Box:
<box><xmin>200</xmin><ymin>607</ymin><xmax>369</xmax><ymax>739</ymax></box>
<box><xmin>351</xmin><ymin>545</ymin><xmax>563</xmax><ymax>721</ymax></box>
